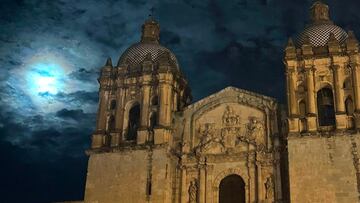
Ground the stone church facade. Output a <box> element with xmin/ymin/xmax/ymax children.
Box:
<box><xmin>81</xmin><ymin>2</ymin><xmax>360</xmax><ymax>203</ymax></box>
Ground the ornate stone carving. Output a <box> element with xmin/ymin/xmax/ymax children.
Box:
<box><xmin>265</xmin><ymin>176</ymin><xmax>274</xmax><ymax>200</ymax></box>
<box><xmin>195</xmin><ymin>123</ymin><xmax>225</xmax><ymax>154</ymax></box>
<box><xmin>194</xmin><ymin>105</ymin><xmax>267</xmax><ymax>154</ymax></box>
<box><xmin>246</xmin><ymin>117</ymin><xmax>265</xmax><ymax>148</ymax></box>
<box><xmin>188</xmin><ymin>179</ymin><xmax>198</xmax><ymax>203</ymax></box>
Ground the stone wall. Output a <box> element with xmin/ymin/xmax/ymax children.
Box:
<box><xmin>84</xmin><ymin>148</ymin><xmax>172</xmax><ymax>203</ymax></box>
<box><xmin>288</xmin><ymin>134</ymin><xmax>360</xmax><ymax>203</ymax></box>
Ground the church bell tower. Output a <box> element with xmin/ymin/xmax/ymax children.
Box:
<box><xmin>91</xmin><ymin>18</ymin><xmax>191</xmax><ymax>149</ymax></box>
<box><xmin>284</xmin><ymin>2</ymin><xmax>360</xmax><ymax>202</ymax></box>
<box><xmin>84</xmin><ymin>18</ymin><xmax>191</xmax><ymax>203</ymax></box>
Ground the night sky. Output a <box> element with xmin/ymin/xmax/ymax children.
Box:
<box><xmin>1</xmin><ymin>0</ymin><xmax>360</xmax><ymax>202</ymax></box>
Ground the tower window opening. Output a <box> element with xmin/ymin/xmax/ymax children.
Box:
<box><xmin>127</xmin><ymin>104</ymin><xmax>140</xmax><ymax>140</ymax></box>
<box><xmin>317</xmin><ymin>88</ymin><xmax>336</xmax><ymax>126</ymax></box>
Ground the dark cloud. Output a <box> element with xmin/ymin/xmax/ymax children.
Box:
<box><xmin>56</xmin><ymin>108</ymin><xmax>91</xmax><ymax>121</ymax></box>
<box><xmin>69</xmin><ymin>68</ymin><xmax>99</xmax><ymax>82</ymax></box>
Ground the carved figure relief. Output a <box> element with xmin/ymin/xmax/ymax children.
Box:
<box><xmin>221</xmin><ymin>106</ymin><xmax>242</xmax><ymax>148</ymax></box>
<box><xmin>195</xmin><ymin>123</ymin><xmax>225</xmax><ymax>154</ymax></box>
<box><xmin>246</xmin><ymin>117</ymin><xmax>265</xmax><ymax>147</ymax></box>
<box><xmin>265</xmin><ymin>176</ymin><xmax>274</xmax><ymax>200</ymax></box>
<box><xmin>188</xmin><ymin>179</ymin><xmax>198</xmax><ymax>203</ymax></box>
<box><xmin>195</xmin><ymin>105</ymin><xmax>266</xmax><ymax>154</ymax></box>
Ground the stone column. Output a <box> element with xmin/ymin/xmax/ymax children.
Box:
<box><xmin>256</xmin><ymin>161</ymin><xmax>264</xmax><ymax>201</ymax></box>
<box><xmin>159</xmin><ymin>81</ymin><xmax>172</xmax><ymax>127</ymax></box>
<box><xmin>250</xmin><ymin>159</ymin><xmax>257</xmax><ymax>203</ymax></box>
<box><xmin>141</xmin><ymin>84</ymin><xmax>151</xmax><ymax>127</ymax></box>
<box><xmin>353</xmin><ymin>64</ymin><xmax>360</xmax><ymax>111</ymax></box>
<box><xmin>287</xmin><ymin>69</ymin><xmax>298</xmax><ymax>116</ymax></box>
<box><xmin>96</xmin><ymin>89</ymin><xmax>108</xmax><ymax>131</ymax></box>
<box><xmin>305</xmin><ymin>66</ymin><xmax>317</xmax><ymax>131</ymax></box>
<box><xmin>180</xmin><ymin>166</ymin><xmax>187</xmax><ymax>203</ymax></box>
<box><xmin>333</xmin><ymin>65</ymin><xmax>345</xmax><ymax>112</ymax></box>
<box><xmin>199</xmin><ymin>165</ymin><xmax>206</xmax><ymax>203</ymax></box>
<box><xmin>333</xmin><ymin>64</ymin><xmax>347</xmax><ymax>129</ymax></box>
<box><xmin>352</xmin><ymin>62</ymin><xmax>360</xmax><ymax>129</ymax></box>
<box><xmin>286</xmin><ymin>68</ymin><xmax>300</xmax><ymax>133</ymax></box>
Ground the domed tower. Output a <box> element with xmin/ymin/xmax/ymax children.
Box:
<box><xmin>84</xmin><ymin>18</ymin><xmax>191</xmax><ymax>202</ymax></box>
<box><xmin>91</xmin><ymin>18</ymin><xmax>191</xmax><ymax>148</ymax></box>
<box><xmin>285</xmin><ymin>1</ymin><xmax>360</xmax><ymax>133</ymax></box>
<box><xmin>284</xmin><ymin>2</ymin><xmax>360</xmax><ymax>203</ymax></box>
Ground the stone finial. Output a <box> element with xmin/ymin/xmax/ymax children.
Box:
<box><xmin>346</xmin><ymin>30</ymin><xmax>359</xmax><ymax>53</ymax></box>
<box><xmin>105</xmin><ymin>57</ymin><xmax>113</xmax><ymax>67</ymax></box>
<box><xmin>141</xmin><ymin>18</ymin><xmax>160</xmax><ymax>43</ymax></box>
<box><xmin>285</xmin><ymin>37</ymin><xmax>296</xmax><ymax>59</ymax></box>
<box><xmin>310</xmin><ymin>1</ymin><xmax>331</xmax><ymax>23</ymax></box>
<box><xmin>286</xmin><ymin>38</ymin><xmax>295</xmax><ymax>47</ymax></box>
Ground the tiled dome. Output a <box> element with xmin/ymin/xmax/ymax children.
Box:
<box><xmin>118</xmin><ymin>42</ymin><xmax>179</xmax><ymax>68</ymax></box>
<box><xmin>294</xmin><ymin>1</ymin><xmax>348</xmax><ymax>48</ymax></box>
<box><xmin>295</xmin><ymin>23</ymin><xmax>348</xmax><ymax>47</ymax></box>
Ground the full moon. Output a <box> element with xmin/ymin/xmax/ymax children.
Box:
<box><xmin>27</xmin><ymin>62</ymin><xmax>65</xmax><ymax>95</ymax></box>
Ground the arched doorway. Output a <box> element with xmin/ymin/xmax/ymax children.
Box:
<box><xmin>219</xmin><ymin>174</ymin><xmax>245</xmax><ymax>203</ymax></box>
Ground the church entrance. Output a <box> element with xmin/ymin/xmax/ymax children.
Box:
<box><xmin>219</xmin><ymin>174</ymin><xmax>246</xmax><ymax>203</ymax></box>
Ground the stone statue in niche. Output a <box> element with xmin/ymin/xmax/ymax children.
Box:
<box><xmin>188</xmin><ymin>179</ymin><xmax>198</xmax><ymax>203</ymax></box>
<box><xmin>265</xmin><ymin>176</ymin><xmax>274</xmax><ymax>200</ymax></box>
<box><xmin>195</xmin><ymin>123</ymin><xmax>225</xmax><ymax>154</ymax></box>
<box><xmin>246</xmin><ymin>117</ymin><xmax>265</xmax><ymax>146</ymax></box>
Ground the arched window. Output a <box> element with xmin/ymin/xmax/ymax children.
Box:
<box><xmin>151</xmin><ymin>96</ymin><xmax>158</xmax><ymax>106</ymax></box>
<box><xmin>127</xmin><ymin>104</ymin><xmax>140</xmax><ymax>140</ymax></box>
<box><xmin>317</xmin><ymin>88</ymin><xmax>336</xmax><ymax>126</ymax></box>
<box><xmin>345</xmin><ymin>97</ymin><xmax>354</xmax><ymax>116</ymax></box>
<box><xmin>299</xmin><ymin>100</ymin><xmax>306</xmax><ymax>117</ymax></box>
<box><xmin>343</xmin><ymin>78</ymin><xmax>352</xmax><ymax>89</ymax></box>
<box><xmin>110</xmin><ymin>100</ymin><xmax>117</xmax><ymax>110</ymax></box>
<box><xmin>149</xmin><ymin>112</ymin><xmax>157</xmax><ymax>131</ymax></box>
<box><xmin>108</xmin><ymin>115</ymin><xmax>115</xmax><ymax>131</ymax></box>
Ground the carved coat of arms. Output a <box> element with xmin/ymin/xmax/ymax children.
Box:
<box><xmin>195</xmin><ymin>105</ymin><xmax>266</xmax><ymax>154</ymax></box>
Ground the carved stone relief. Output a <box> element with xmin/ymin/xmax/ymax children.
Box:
<box><xmin>194</xmin><ymin>104</ymin><xmax>265</xmax><ymax>154</ymax></box>
<box><xmin>265</xmin><ymin>176</ymin><xmax>274</xmax><ymax>200</ymax></box>
<box><xmin>188</xmin><ymin>179</ymin><xmax>198</xmax><ymax>203</ymax></box>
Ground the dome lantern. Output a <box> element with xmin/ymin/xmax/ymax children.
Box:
<box><xmin>141</xmin><ymin>19</ymin><xmax>160</xmax><ymax>43</ymax></box>
<box><xmin>310</xmin><ymin>1</ymin><xmax>331</xmax><ymax>23</ymax></box>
